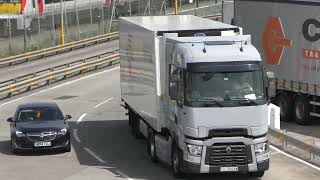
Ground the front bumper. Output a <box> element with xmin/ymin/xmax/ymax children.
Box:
<box><xmin>12</xmin><ymin>134</ymin><xmax>70</xmax><ymax>151</ymax></box>
<box><xmin>182</xmin><ymin>136</ymin><xmax>269</xmax><ymax>174</ymax></box>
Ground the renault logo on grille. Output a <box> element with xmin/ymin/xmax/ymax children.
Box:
<box><xmin>226</xmin><ymin>146</ymin><xmax>232</xmax><ymax>154</ymax></box>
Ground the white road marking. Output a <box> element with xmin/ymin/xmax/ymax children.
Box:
<box><xmin>84</xmin><ymin>147</ymin><xmax>106</xmax><ymax>164</ymax></box>
<box><xmin>0</xmin><ymin>66</ymin><xmax>119</xmax><ymax>108</ymax></box>
<box><xmin>73</xmin><ymin>129</ymin><xmax>81</xmax><ymax>143</ymax></box>
<box><xmin>115</xmin><ymin>170</ymin><xmax>134</xmax><ymax>180</ymax></box>
<box><xmin>94</xmin><ymin>97</ymin><xmax>113</xmax><ymax>108</ymax></box>
<box><xmin>77</xmin><ymin>113</ymin><xmax>87</xmax><ymax>124</ymax></box>
<box><xmin>270</xmin><ymin>145</ymin><xmax>320</xmax><ymax>171</ymax></box>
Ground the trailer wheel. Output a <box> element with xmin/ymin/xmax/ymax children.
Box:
<box><xmin>294</xmin><ymin>96</ymin><xmax>311</xmax><ymax>125</ymax></box>
<box><xmin>171</xmin><ymin>143</ymin><xmax>185</xmax><ymax>178</ymax></box>
<box><xmin>147</xmin><ymin>129</ymin><xmax>158</xmax><ymax>163</ymax></box>
<box><xmin>276</xmin><ymin>93</ymin><xmax>292</xmax><ymax>122</ymax></box>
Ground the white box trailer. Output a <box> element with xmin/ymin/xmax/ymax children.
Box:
<box><xmin>235</xmin><ymin>0</ymin><xmax>320</xmax><ymax>124</ymax></box>
<box><xmin>120</xmin><ymin>15</ymin><xmax>270</xmax><ymax>177</ymax></box>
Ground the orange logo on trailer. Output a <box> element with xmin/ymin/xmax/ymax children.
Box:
<box><xmin>262</xmin><ymin>16</ymin><xmax>292</xmax><ymax>65</ymax></box>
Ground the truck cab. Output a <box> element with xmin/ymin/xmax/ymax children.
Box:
<box><xmin>164</xmin><ymin>35</ymin><xmax>269</xmax><ymax>176</ymax></box>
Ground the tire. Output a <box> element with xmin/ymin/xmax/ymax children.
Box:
<box><xmin>293</xmin><ymin>96</ymin><xmax>311</xmax><ymax>125</ymax></box>
<box><xmin>11</xmin><ymin>138</ymin><xmax>18</xmax><ymax>154</ymax></box>
<box><xmin>171</xmin><ymin>143</ymin><xmax>185</xmax><ymax>178</ymax></box>
<box><xmin>249</xmin><ymin>171</ymin><xmax>265</xmax><ymax>178</ymax></box>
<box><xmin>131</xmin><ymin>114</ymin><xmax>142</xmax><ymax>139</ymax></box>
<box><xmin>147</xmin><ymin>130</ymin><xmax>157</xmax><ymax>163</ymax></box>
<box><xmin>276</xmin><ymin>93</ymin><xmax>292</xmax><ymax>122</ymax></box>
<box><xmin>65</xmin><ymin>140</ymin><xmax>71</xmax><ymax>152</ymax></box>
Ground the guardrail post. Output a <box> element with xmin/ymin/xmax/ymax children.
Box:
<box><xmin>280</xmin><ymin>129</ymin><xmax>285</xmax><ymax>147</ymax></box>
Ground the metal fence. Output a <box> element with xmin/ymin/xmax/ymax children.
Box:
<box><xmin>0</xmin><ymin>0</ymin><xmax>222</xmax><ymax>58</ymax></box>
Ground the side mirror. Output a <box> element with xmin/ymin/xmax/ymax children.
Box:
<box><xmin>170</xmin><ymin>83</ymin><xmax>178</xmax><ymax>101</ymax></box>
<box><xmin>267</xmin><ymin>71</ymin><xmax>275</xmax><ymax>79</ymax></box>
<box><xmin>7</xmin><ymin>117</ymin><xmax>13</xmax><ymax>122</ymax></box>
<box><xmin>65</xmin><ymin>115</ymin><xmax>72</xmax><ymax>120</ymax></box>
<box><xmin>170</xmin><ymin>74</ymin><xmax>178</xmax><ymax>82</ymax></box>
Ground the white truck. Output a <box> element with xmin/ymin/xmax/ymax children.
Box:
<box><xmin>235</xmin><ymin>0</ymin><xmax>320</xmax><ymax>125</ymax></box>
<box><xmin>120</xmin><ymin>15</ymin><xmax>270</xmax><ymax>177</ymax></box>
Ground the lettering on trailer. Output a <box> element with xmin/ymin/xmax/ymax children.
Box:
<box><xmin>22</xmin><ymin>0</ymin><xmax>27</xmax><ymax>12</ymax></box>
<box><xmin>302</xmin><ymin>19</ymin><xmax>320</xmax><ymax>42</ymax></box>
<box><xmin>262</xmin><ymin>16</ymin><xmax>292</xmax><ymax>65</ymax></box>
<box><xmin>302</xmin><ymin>18</ymin><xmax>320</xmax><ymax>61</ymax></box>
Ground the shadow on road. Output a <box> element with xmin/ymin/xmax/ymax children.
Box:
<box><xmin>281</xmin><ymin>119</ymin><xmax>320</xmax><ymax>139</ymax></box>
<box><xmin>69</xmin><ymin>119</ymin><xmax>260</xmax><ymax>180</ymax></box>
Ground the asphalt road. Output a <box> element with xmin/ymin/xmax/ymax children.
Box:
<box><xmin>0</xmin><ymin>40</ymin><xmax>119</xmax><ymax>82</ymax></box>
<box><xmin>0</xmin><ymin>66</ymin><xmax>320</xmax><ymax>180</ymax></box>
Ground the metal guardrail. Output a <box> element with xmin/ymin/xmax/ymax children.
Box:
<box><xmin>0</xmin><ymin>50</ymin><xmax>119</xmax><ymax>99</ymax></box>
<box><xmin>0</xmin><ymin>32</ymin><xmax>119</xmax><ymax>68</ymax></box>
<box><xmin>0</xmin><ymin>14</ymin><xmax>221</xmax><ymax>69</ymax></box>
<box><xmin>269</xmin><ymin>127</ymin><xmax>320</xmax><ymax>160</ymax></box>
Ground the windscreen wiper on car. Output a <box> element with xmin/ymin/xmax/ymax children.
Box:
<box><xmin>232</xmin><ymin>98</ymin><xmax>259</xmax><ymax>105</ymax></box>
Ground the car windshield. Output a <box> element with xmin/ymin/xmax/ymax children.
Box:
<box><xmin>186</xmin><ymin>70</ymin><xmax>265</xmax><ymax>103</ymax></box>
<box><xmin>17</xmin><ymin>106</ymin><xmax>64</xmax><ymax>122</ymax></box>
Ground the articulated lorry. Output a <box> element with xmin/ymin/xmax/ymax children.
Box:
<box><xmin>235</xmin><ymin>0</ymin><xmax>320</xmax><ymax>125</ymax></box>
<box><xmin>120</xmin><ymin>15</ymin><xmax>270</xmax><ymax>177</ymax></box>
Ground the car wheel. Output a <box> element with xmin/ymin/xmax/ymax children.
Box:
<box><xmin>171</xmin><ymin>143</ymin><xmax>185</xmax><ymax>178</ymax></box>
<box><xmin>11</xmin><ymin>138</ymin><xmax>18</xmax><ymax>154</ymax></box>
<box><xmin>65</xmin><ymin>140</ymin><xmax>71</xmax><ymax>152</ymax></box>
<box><xmin>147</xmin><ymin>130</ymin><xmax>157</xmax><ymax>163</ymax></box>
<box><xmin>249</xmin><ymin>171</ymin><xmax>265</xmax><ymax>178</ymax></box>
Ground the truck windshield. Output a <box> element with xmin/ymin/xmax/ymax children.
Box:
<box><xmin>186</xmin><ymin>70</ymin><xmax>266</xmax><ymax>106</ymax></box>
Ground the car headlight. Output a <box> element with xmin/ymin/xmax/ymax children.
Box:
<box><xmin>58</xmin><ymin>128</ymin><xmax>67</xmax><ymax>135</ymax></box>
<box><xmin>254</xmin><ymin>142</ymin><xmax>269</xmax><ymax>154</ymax></box>
<box><xmin>15</xmin><ymin>130</ymin><xmax>25</xmax><ymax>137</ymax></box>
<box><xmin>186</xmin><ymin>144</ymin><xmax>202</xmax><ymax>156</ymax></box>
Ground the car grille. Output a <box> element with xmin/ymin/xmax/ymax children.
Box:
<box><xmin>205</xmin><ymin>143</ymin><xmax>249</xmax><ymax>166</ymax></box>
<box><xmin>27</xmin><ymin>132</ymin><xmax>57</xmax><ymax>141</ymax></box>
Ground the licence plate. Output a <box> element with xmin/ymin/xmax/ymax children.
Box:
<box><xmin>220</xmin><ymin>167</ymin><xmax>239</xmax><ymax>172</ymax></box>
<box><xmin>34</xmin><ymin>142</ymin><xmax>51</xmax><ymax>147</ymax></box>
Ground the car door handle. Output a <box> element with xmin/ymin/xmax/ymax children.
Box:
<box><xmin>175</xmin><ymin>115</ymin><xmax>178</xmax><ymax>124</ymax></box>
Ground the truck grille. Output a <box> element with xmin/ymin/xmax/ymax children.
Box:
<box><xmin>205</xmin><ymin>143</ymin><xmax>249</xmax><ymax>166</ymax></box>
<box><xmin>27</xmin><ymin>132</ymin><xmax>57</xmax><ymax>141</ymax></box>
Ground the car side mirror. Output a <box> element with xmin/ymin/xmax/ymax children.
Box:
<box><xmin>7</xmin><ymin>117</ymin><xmax>13</xmax><ymax>122</ymax></box>
<box><xmin>65</xmin><ymin>115</ymin><xmax>72</xmax><ymax>120</ymax></box>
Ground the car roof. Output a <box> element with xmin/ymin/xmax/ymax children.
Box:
<box><xmin>17</xmin><ymin>102</ymin><xmax>59</xmax><ymax>109</ymax></box>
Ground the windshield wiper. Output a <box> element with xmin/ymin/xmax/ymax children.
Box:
<box><xmin>193</xmin><ymin>98</ymin><xmax>224</xmax><ymax>107</ymax></box>
<box><xmin>232</xmin><ymin>98</ymin><xmax>259</xmax><ymax>105</ymax></box>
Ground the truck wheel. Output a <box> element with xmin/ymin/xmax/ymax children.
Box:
<box><xmin>131</xmin><ymin>115</ymin><xmax>142</xmax><ymax>139</ymax></box>
<box><xmin>249</xmin><ymin>171</ymin><xmax>265</xmax><ymax>177</ymax></box>
<box><xmin>276</xmin><ymin>93</ymin><xmax>292</xmax><ymax>122</ymax></box>
<box><xmin>294</xmin><ymin>96</ymin><xmax>311</xmax><ymax>125</ymax></box>
<box><xmin>147</xmin><ymin>130</ymin><xmax>158</xmax><ymax>163</ymax></box>
<box><xmin>171</xmin><ymin>144</ymin><xmax>185</xmax><ymax>178</ymax></box>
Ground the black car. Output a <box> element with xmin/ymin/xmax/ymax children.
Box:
<box><xmin>7</xmin><ymin>102</ymin><xmax>72</xmax><ymax>153</ymax></box>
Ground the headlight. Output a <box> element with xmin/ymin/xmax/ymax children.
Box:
<box><xmin>254</xmin><ymin>142</ymin><xmax>269</xmax><ymax>154</ymax></box>
<box><xmin>58</xmin><ymin>128</ymin><xmax>67</xmax><ymax>135</ymax></box>
<box><xmin>15</xmin><ymin>131</ymin><xmax>25</xmax><ymax>137</ymax></box>
<box><xmin>186</xmin><ymin>144</ymin><xmax>202</xmax><ymax>156</ymax></box>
